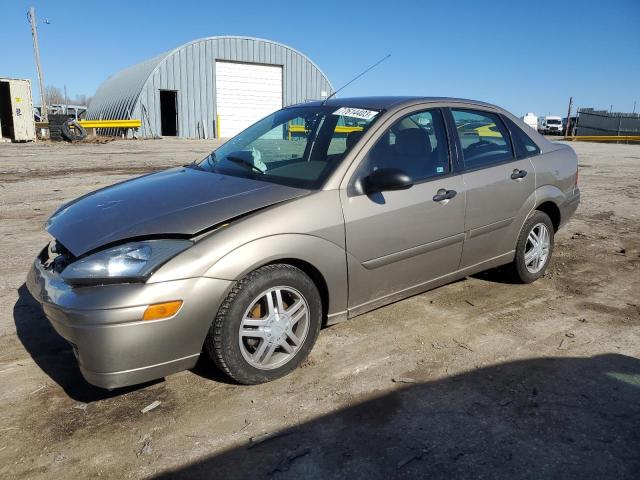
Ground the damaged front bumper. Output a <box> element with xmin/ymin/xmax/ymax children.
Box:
<box><xmin>26</xmin><ymin>251</ymin><xmax>231</xmax><ymax>389</ymax></box>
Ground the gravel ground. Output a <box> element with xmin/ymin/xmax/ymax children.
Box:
<box><xmin>0</xmin><ymin>138</ymin><xmax>639</xmax><ymax>479</ymax></box>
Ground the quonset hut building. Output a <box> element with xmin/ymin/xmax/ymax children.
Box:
<box><xmin>87</xmin><ymin>36</ymin><xmax>333</xmax><ymax>138</ymax></box>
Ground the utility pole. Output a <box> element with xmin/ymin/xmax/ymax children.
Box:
<box><xmin>565</xmin><ymin>96</ymin><xmax>573</xmax><ymax>137</ymax></box>
<box><xmin>633</xmin><ymin>101</ymin><xmax>637</xmax><ymax>115</ymax></box>
<box><xmin>28</xmin><ymin>7</ymin><xmax>47</xmax><ymax>123</ymax></box>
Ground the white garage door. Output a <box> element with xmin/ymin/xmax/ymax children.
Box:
<box><xmin>215</xmin><ymin>61</ymin><xmax>283</xmax><ymax>138</ymax></box>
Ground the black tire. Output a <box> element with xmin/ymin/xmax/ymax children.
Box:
<box><xmin>49</xmin><ymin>126</ymin><xmax>63</xmax><ymax>141</ymax></box>
<box><xmin>508</xmin><ymin>210</ymin><xmax>555</xmax><ymax>283</ymax></box>
<box><xmin>61</xmin><ymin>119</ymin><xmax>87</xmax><ymax>142</ymax></box>
<box><xmin>205</xmin><ymin>264</ymin><xmax>322</xmax><ymax>384</ymax></box>
<box><xmin>48</xmin><ymin>114</ymin><xmax>71</xmax><ymax>141</ymax></box>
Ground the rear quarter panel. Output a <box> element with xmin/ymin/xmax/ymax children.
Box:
<box><xmin>532</xmin><ymin>143</ymin><xmax>579</xmax><ymax>200</ymax></box>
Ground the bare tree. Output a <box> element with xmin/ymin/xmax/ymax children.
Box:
<box><xmin>74</xmin><ymin>94</ymin><xmax>92</xmax><ymax>106</ymax></box>
<box><xmin>45</xmin><ymin>85</ymin><xmax>65</xmax><ymax>104</ymax></box>
<box><xmin>38</xmin><ymin>84</ymin><xmax>90</xmax><ymax>120</ymax></box>
<box><xmin>45</xmin><ymin>85</ymin><xmax>91</xmax><ymax>107</ymax></box>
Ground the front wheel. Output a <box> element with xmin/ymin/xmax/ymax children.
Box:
<box><xmin>508</xmin><ymin>211</ymin><xmax>554</xmax><ymax>283</ymax></box>
<box><xmin>205</xmin><ymin>264</ymin><xmax>322</xmax><ymax>384</ymax></box>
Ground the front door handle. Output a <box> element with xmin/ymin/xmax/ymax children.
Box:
<box><xmin>433</xmin><ymin>189</ymin><xmax>457</xmax><ymax>202</ymax></box>
<box><xmin>511</xmin><ymin>169</ymin><xmax>528</xmax><ymax>180</ymax></box>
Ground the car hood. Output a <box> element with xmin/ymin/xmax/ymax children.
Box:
<box><xmin>47</xmin><ymin>167</ymin><xmax>309</xmax><ymax>256</ymax></box>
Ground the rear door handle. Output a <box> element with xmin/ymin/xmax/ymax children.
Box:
<box><xmin>511</xmin><ymin>169</ymin><xmax>528</xmax><ymax>180</ymax></box>
<box><xmin>433</xmin><ymin>189</ymin><xmax>457</xmax><ymax>202</ymax></box>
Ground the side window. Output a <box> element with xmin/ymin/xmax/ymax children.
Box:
<box><xmin>502</xmin><ymin>116</ymin><xmax>541</xmax><ymax>159</ymax></box>
<box><xmin>452</xmin><ymin>109</ymin><xmax>514</xmax><ymax>169</ymax></box>
<box><xmin>361</xmin><ymin>108</ymin><xmax>450</xmax><ymax>182</ymax></box>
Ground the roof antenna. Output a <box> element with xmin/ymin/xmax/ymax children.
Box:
<box><xmin>322</xmin><ymin>53</ymin><xmax>391</xmax><ymax>105</ymax></box>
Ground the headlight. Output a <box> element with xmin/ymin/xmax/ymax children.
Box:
<box><xmin>61</xmin><ymin>239</ymin><xmax>192</xmax><ymax>285</ymax></box>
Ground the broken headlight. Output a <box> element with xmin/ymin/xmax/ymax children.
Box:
<box><xmin>61</xmin><ymin>239</ymin><xmax>192</xmax><ymax>285</ymax></box>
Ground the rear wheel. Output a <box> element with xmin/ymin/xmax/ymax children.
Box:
<box><xmin>508</xmin><ymin>210</ymin><xmax>554</xmax><ymax>283</ymax></box>
<box><xmin>206</xmin><ymin>264</ymin><xmax>322</xmax><ymax>384</ymax></box>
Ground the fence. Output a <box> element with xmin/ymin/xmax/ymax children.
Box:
<box><xmin>576</xmin><ymin>108</ymin><xmax>640</xmax><ymax>136</ymax></box>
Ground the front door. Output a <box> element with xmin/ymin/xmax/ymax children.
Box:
<box><xmin>341</xmin><ymin>108</ymin><xmax>466</xmax><ymax>315</ymax></box>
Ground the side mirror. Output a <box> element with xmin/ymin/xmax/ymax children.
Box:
<box><xmin>363</xmin><ymin>168</ymin><xmax>413</xmax><ymax>194</ymax></box>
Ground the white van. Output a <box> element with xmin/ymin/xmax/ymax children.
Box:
<box><xmin>538</xmin><ymin>116</ymin><xmax>563</xmax><ymax>135</ymax></box>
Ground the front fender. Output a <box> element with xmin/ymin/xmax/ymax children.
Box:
<box><xmin>204</xmin><ymin>234</ymin><xmax>348</xmax><ymax>319</ymax></box>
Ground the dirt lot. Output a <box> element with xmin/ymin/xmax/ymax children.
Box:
<box><xmin>0</xmin><ymin>139</ymin><xmax>639</xmax><ymax>479</ymax></box>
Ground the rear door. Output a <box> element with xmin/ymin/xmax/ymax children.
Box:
<box><xmin>340</xmin><ymin>107</ymin><xmax>466</xmax><ymax>314</ymax></box>
<box><xmin>450</xmin><ymin>108</ymin><xmax>535</xmax><ymax>267</ymax></box>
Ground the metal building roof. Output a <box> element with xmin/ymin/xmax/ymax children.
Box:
<box><xmin>87</xmin><ymin>51</ymin><xmax>169</xmax><ymax>121</ymax></box>
<box><xmin>86</xmin><ymin>36</ymin><xmax>333</xmax><ymax>137</ymax></box>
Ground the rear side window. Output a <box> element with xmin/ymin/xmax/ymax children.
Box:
<box><xmin>502</xmin><ymin>116</ymin><xmax>541</xmax><ymax>159</ymax></box>
<box><xmin>452</xmin><ymin>109</ymin><xmax>514</xmax><ymax>169</ymax></box>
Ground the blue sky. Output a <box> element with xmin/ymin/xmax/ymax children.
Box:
<box><xmin>3</xmin><ymin>0</ymin><xmax>639</xmax><ymax>117</ymax></box>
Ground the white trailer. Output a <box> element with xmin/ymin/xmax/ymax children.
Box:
<box><xmin>0</xmin><ymin>78</ymin><xmax>36</xmax><ymax>142</ymax></box>
<box><xmin>521</xmin><ymin>112</ymin><xmax>538</xmax><ymax>130</ymax></box>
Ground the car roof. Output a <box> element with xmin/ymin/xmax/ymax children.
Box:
<box><xmin>290</xmin><ymin>96</ymin><xmax>502</xmax><ymax>111</ymax></box>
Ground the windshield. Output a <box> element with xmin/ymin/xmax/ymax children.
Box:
<box><xmin>198</xmin><ymin>106</ymin><xmax>381</xmax><ymax>189</ymax></box>
<box><xmin>546</xmin><ymin>119</ymin><xmax>561</xmax><ymax>125</ymax></box>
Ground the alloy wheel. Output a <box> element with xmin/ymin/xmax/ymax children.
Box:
<box><xmin>524</xmin><ymin>222</ymin><xmax>551</xmax><ymax>273</ymax></box>
<box><xmin>238</xmin><ymin>286</ymin><xmax>310</xmax><ymax>370</ymax></box>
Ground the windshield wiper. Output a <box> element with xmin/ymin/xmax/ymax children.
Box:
<box><xmin>183</xmin><ymin>161</ymin><xmax>204</xmax><ymax>170</ymax></box>
<box><xmin>226</xmin><ymin>155</ymin><xmax>264</xmax><ymax>174</ymax></box>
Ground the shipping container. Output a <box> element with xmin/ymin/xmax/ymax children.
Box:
<box><xmin>0</xmin><ymin>78</ymin><xmax>36</xmax><ymax>142</ymax></box>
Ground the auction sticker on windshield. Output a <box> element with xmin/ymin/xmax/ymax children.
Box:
<box><xmin>332</xmin><ymin>107</ymin><xmax>379</xmax><ymax>121</ymax></box>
